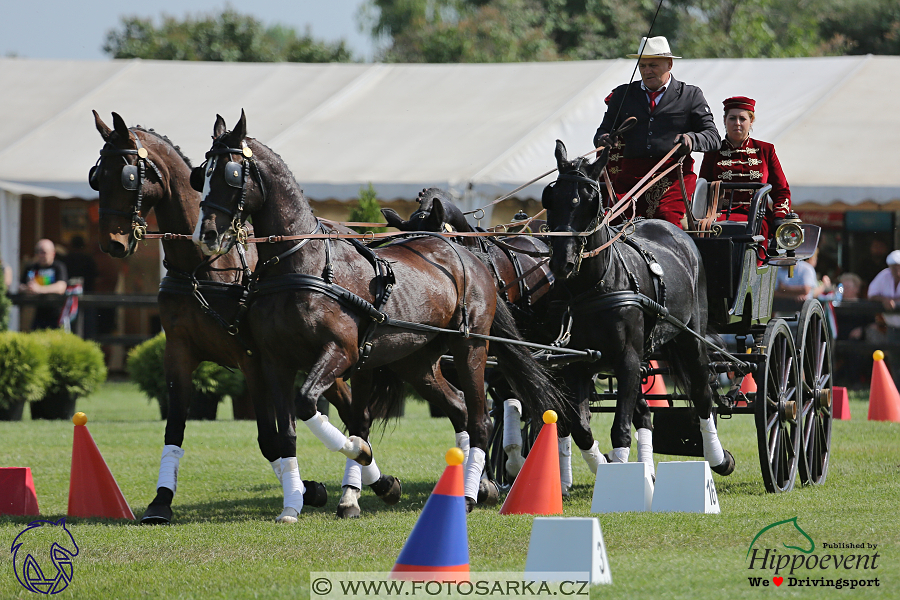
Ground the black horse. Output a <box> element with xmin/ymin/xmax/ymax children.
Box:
<box><xmin>194</xmin><ymin>112</ymin><xmax>566</xmax><ymax>510</ymax></box>
<box><xmin>541</xmin><ymin>140</ymin><xmax>735</xmax><ymax>477</ymax></box>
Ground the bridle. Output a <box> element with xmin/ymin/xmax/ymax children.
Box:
<box><xmin>192</xmin><ymin>135</ymin><xmax>267</xmax><ymax>247</ymax></box>
<box><xmin>89</xmin><ymin>131</ymin><xmax>164</xmax><ymax>240</ymax></box>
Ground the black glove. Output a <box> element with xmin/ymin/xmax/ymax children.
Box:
<box><xmin>594</xmin><ymin>132</ymin><xmax>612</xmax><ymax>149</ymax></box>
<box><xmin>674</xmin><ymin>133</ymin><xmax>693</xmax><ymax>156</ymax></box>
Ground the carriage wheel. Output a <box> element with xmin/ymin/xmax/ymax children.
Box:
<box><xmin>755</xmin><ymin>319</ymin><xmax>801</xmax><ymax>493</ymax></box>
<box><xmin>797</xmin><ymin>300</ymin><xmax>833</xmax><ymax>485</ymax></box>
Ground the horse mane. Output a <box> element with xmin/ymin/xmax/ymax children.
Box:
<box><xmin>132</xmin><ymin>126</ymin><xmax>193</xmax><ymax>169</ymax></box>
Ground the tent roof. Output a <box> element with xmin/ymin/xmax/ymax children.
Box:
<box><xmin>0</xmin><ymin>55</ymin><xmax>897</xmax><ymax>209</ymax></box>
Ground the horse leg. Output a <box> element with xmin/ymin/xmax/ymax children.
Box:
<box><xmin>141</xmin><ymin>340</ymin><xmax>197</xmax><ymax>525</ymax></box>
<box><xmin>633</xmin><ymin>396</ymin><xmax>655</xmax><ymax>478</ymax></box>
<box><xmin>678</xmin><ymin>334</ymin><xmax>735</xmax><ymax>475</ymax></box>
<box><xmin>558</xmin><ymin>364</ymin><xmax>606</xmax><ymax>475</ymax></box>
<box><xmin>610</xmin><ymin>346</ymin><xmax>643</xmax><ymax>463</ymax></box>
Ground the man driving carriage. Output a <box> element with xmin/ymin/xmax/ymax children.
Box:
<box><xmin>593</xmin><ymin>36</ymin><xmax>720</xmax><ymax>226</ymax></box>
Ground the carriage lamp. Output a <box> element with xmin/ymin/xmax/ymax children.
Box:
<box><xmin>774</xmin><ymin>214</ymin><xmax>804</xmax><ymax>250</ymax></box>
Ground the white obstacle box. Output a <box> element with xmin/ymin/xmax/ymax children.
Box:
<box><xmin>525</xmin><ymin>517</ymin><xmax>612</xmax><ymax>585</ymax></box>
<box><xmin>590</xmin><ymin>462</ymin><xmax>653</xmax><ymax>513</ymax></box>
<box><xmin>651</xmin><ymin>461</ymin><xmax>720</xmax><ymax>514</ymax></box>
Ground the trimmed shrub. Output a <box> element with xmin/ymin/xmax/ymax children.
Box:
<box><xmin>349</xmin><ymin>183</ymin><xmax>386</xmax><ymax>234</ymax></box>
<box><xmin>0</xmin><ymin>331</ymin><xmax>50</xmax><ymax>409</ymax></box>
<box><xmin>126</xmin><ymin>332</ymin><xmax>246</xmax><ymax>418</ymax></box>
<box><xmin>32</xmin><ymin>330</ymin><xmax>107</xmax><ymax>398</ymax></box>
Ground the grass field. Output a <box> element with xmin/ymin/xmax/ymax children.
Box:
<box><xmin>1</xmin><ymin>382</ymin><xmax>897</xmax><ymax>599</ymax></box>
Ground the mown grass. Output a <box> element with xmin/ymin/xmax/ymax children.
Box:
<box><xmin>0</xmin><ymin>383</ymin><xmax>897</xmax><ymax>599</ymax></box>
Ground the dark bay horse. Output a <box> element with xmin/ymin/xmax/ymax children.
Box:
<box><xmin>541</xmin><ymin>140</ymin><xmax>735</xmax><ymax>477</ymax></box>
<box><xmin>382</xmin><ymin>188</ymin><xmax>611</xmax><ymax>493</ymax></box>
<box><xmin>90</xmin><ymin>112</ymin><xmax>397</xmax><ymax>523</ymax></box>
<box><xmin>194</xmin><ymin>112</ymin><xmax>565</xmax><ymax>509</ymax></box>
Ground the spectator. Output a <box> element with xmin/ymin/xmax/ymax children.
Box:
<box><xmin>61</xmin><ymin>236</ymin><xmax>98</xmax><ymax>292</ymax></box>
<box><xmin>866</xmin><ymin>249</ymin><xmax>900</xmax><ymax>345</ymax></box>
<box><xmin>859</xmin><ymin>238</ymin><xmax>891</xmax><ymax>293</ymax></box>
<box><xmin>775</xmin><ymin>253</ymin><xmax>818</xmax><ymax>303</ymax></box>
<box><xmin>20</xmin><ymin>239</ymin><xmax>68</xmax><ymax>330</ymax></box>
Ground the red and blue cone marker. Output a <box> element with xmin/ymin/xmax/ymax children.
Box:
<box><xmin>391</xmin><ymin>448</ymin><xmax>469</xmax><ymax>582</ymax></box>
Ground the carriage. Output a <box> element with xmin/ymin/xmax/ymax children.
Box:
<box><xmin>487</xmin><ymin>176</ymin><xmax>832</xmax><ymax>495</ymax></box>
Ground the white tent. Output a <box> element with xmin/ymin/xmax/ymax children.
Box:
<box><xmin>2</xmin><ymin>54</ymin><xmax>899</xmax><ymax>279</ymax></box>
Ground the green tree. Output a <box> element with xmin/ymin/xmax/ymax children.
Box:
<box><xmin>818</xmin><ymin>0</ymin><xmax>900</xmax><ymax>55</ymax></box>
<box><xmin>104</xmin><ymin>8</ymin><xmax>353</xmax><ymax>62</ymax></box>
<box><xmin>349</xmin><ymin>184</ymin><xmax>387</xmax><ymax>234</ymax></box>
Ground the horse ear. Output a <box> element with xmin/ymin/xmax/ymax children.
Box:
<box><xmin>587</xmin><ymin>152</ymin><xmax>608</xmax><ymax>181</ymax></box>
<box><xmin>554</xmin><ymin>139</ymin><xmax>568</xmax><ymax>169</ymax></box>
<box><xmin>214</xmin><ymin>114</ymin><xmax>227</xmax><ymax>138</ymax></box>
<box><xmin>381</xmin><ymin>208</ymin><xmax>410</xmax><ymax>231</ymax></box>
<box><xmin>93</xmin><ymin>110</ymin><xmax>112</xmax><ymax>141</ymax></box>
<box><xmin>111</xmin><ymin>112</ymin><xmax>130</xmax><ymax>141</ymax></box>
<box><xmin>233</xmin><ymin>109</ymin><xmax>248</xmax><ymax>141</ymax></box>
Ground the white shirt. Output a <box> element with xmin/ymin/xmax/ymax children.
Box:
<box><xmin>867</xmin><ymin>267</ymin><xmax>900</xmax><ymax>328</ymax></box>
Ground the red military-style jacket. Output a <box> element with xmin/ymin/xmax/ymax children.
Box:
<box><xmin>699</xmin><ymin>137</ymin><xmax>792</xmax><ymax>221</ymax></box>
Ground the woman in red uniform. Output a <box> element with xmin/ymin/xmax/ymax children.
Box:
<box><xmin>699</xmin><ymin>96</ymin><xmax>791</xmax><ymax>241</ymax></box>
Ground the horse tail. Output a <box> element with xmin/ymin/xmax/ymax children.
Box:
<box><xmin>367</xmin><ymin>367</ymin><xmax>407</xmax><ymax>426</ymax></box>
<box><xmin>489</xmin><ymin>297</ymin><xmax>570</xmax><ymax>421</ymax></box>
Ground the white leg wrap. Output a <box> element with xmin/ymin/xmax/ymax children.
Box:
<box><xmin>581</xmin><ymin>441</ymin><xmax>606</xmax><ymax>474</ymax></box>
<box><xmin>342</xmin><ymin>459</ymin><xmax>362</xmax><ymax>490</ymax></box>
<box><xmin>559</xmin><ymin>436</ymin><xmax>573</xmax><ymax>496</ymax></box>
<box><xmin>636</xmin><ymin>428</ymin><xmax>655</xmax><ymax>477</ymax></box>
<box><xmin>303</xmin><ymin>412</ymin><xmax>349</xmax><ymax>453</ymax></box>
<box><xmin>611</xmin><ymin>447</ymin><xmax>630</xmax><ymax>463</ymax></box>
<box><xmin>464</xmin><ymin>447</ymin><xmax>486</xmax><ymax>502</ymax></box>
<box><xmin>281</xmin><ymin>457</ymin><xmax>305</xmax><ymax>512</ymax></box>
<box><xmin>455</xmin><ymin>431</ymin><xmax>470</xmax><ymax>464</ymax></box>
<box><xmin>270</xmin><ymin>458</ymin><xmax>283</xmax><ymax>485</ymax></box>
<box><xmin>503</xmin><ymin>399</ymin><xmax>523</xmax><ymax>450</ymax></box>
<box><xmin>157</xmin><ymin>445</ymin><xmax>185</xmax><ymax>492</ymax></box>
<box><xmin>699</xmin><ymin>416</ymin><xmax>725</xmax><ymax>467</ymax></box>
<box><xmin>361</xmin><ymin>461</ymin><xmax>382</xmax><ymax>487</ymax></box>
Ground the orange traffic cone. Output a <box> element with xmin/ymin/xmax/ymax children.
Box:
<box><xmin>68</xmin><ymin>413</ymin><xmax>135</xmax><ymax>520</ymax></box>
<box><xmin>737</xmin><ymin>373</ymin><xmax>756</xmax><ymax>407</ymax></box>
<box><xmin>392</xmin><ymin>448</ymin><xmax>469</xmax><ymax>581</ymax></box>
<box><xmin>0</xmin><ymin>467</ymin><xmax>39</xmax><ymax>516</ymax></box>
<box><xmin>499</xmin><ymin>411</ymin><xmax>563</xmax><ymax>515</ymax></box>
<box><xmin>642</xmin><ymin>361</ymin><xmax>668</xmax><ymax>407</ymax></box>
<box><xmin>868</xmin><ymin>351</ymin><xmax>900</xmax><ymax>422</ymax></box>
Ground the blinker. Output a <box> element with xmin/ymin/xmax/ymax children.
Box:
<box><xmin>224</xmin><ymin>161</ymin><xmax>243</xmax><ymax>188</ymax></box>
<box><xmin>121</xmin><ymin>165</ymin><xmax>139</xmax><ymax>190</ymax></box>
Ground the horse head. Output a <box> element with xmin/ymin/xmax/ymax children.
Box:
<box><xmin>542</xmin><ymin>140</ymin><xmax>607</xmax><ymax>279</ymax></box>
<box><xmin>381</xmin><ymin>187</ymin><xmax>471</xmax><ymax>233</ymax></box>
<box><xmin>194</xmin><ymin>110</ymin><xmax>267</xmax><ymax>256</ymax></box>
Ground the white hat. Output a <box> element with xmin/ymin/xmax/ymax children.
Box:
<box><xmin>627</xmin><ymin>36</ymin><xmax>681</xmax><ymax>59</ymax></box>
<box><xmin>886</xmin><ymin>250</ymin><xmax>900</xmax><ymax>265</ymax></box>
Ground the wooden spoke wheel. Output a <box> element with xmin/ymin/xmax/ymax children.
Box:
<box><xmin>755</xmin><ymin>319</ymin><xmax>801</xmax><ymax>493</ymax></box>
<box><xmin>797</xmin><ymin>300</ymin><xmax>834</xmax><ymax>485</ymax></box>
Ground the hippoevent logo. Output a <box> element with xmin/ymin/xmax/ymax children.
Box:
<box><xmin>11</xmin><ymin>518</ymin><xmax>79</xmax><ymax>594</ymax></box>
<box><xmin>746</xmin><ymin>517</ymin><xmax>881</xmax><ymax>590</ymax></box>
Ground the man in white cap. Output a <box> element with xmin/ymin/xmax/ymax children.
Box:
<box><xmin>593</xmin><ymin>36</ymin><xmax>719</xmax><ymax>226</ymax></box>
<box><xmin>868</xmin><ymin>250</ymin><xmax>900</xmax><ymax>335</ymax></box>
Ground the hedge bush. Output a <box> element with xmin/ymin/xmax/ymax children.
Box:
<box><xmin>0</xmin><ymin>331</ymin><xmax>51</xmax><ymax>409</ymax></box>
<box><xmin>32</xmin><ymin>330</ymin><xmax>107</xmax><ymax>398</ymax></box>
<box><xmin>126</xmin><ymin>332</ymin><xmax>246</xmax><ymax>416</ymax></box>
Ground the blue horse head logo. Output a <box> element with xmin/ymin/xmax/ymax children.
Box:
<box><xmin>11</xmin><ymin>518</ymin><xmax>79</xmax><ymax>594</ymax></box>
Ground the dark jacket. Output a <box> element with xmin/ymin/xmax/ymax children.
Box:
<box><xmin>594</xmin><ymin>77</ymin><xmax>719</xmax><ymax>160</ymax></box>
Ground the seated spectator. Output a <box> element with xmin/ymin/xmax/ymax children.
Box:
<box><xmin>867</xmin><ymin>250</ymin><xmax>900</xmax><ymax>343</ymax></box>
<box><xmin>20</xmin><ymin>239</ymin><xmax>68</xmax><ymax>330</ymax></box>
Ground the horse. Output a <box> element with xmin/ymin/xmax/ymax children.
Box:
<box><xmin>382</xmin><ymin>188</ymin><xmax>611</xmax><ymax>493</ymax></box>
<box><xmin>90</xmin><ymin>112</ymin><xmax>399</xmax><ymax>523</ymax></box>
<box><xmin>540</xmin><ymin>140</ymin><xmax>735</xmax><ymax>478</ymax></box>
<box><xmin>194</xmin><ymin>111</ymin><xmax>566</xmax><ymax>509</ymax></box>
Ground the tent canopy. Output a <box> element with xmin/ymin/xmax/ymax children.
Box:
<box><xmin>1</xmin><ymin>55</ymin><xmax>897</xmax><ymax>211</ymax></box>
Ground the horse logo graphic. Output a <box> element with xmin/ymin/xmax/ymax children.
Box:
<box><xmin>11</xmin><ymin>517</ymin><xmax>79</xmax><ymax>594</ymax></box>
<box><xmin>747</xmin><ymin>516</ymin><xmax>815</xmax><ymax>558</ymax></box>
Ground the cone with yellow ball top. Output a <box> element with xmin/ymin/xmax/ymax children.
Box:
<box><xmin>391</xmin><ymin>448</ymin><xmax>469</xmax><ymax>581</ymax></box>
<box><xmin>868</xmin><ymin>351</ymin><xmax>900</xmax><ymax>422</ymax></box>
<box><xmin>68</xmin><ymin>412</ymin><xmax>135</xmax><ymax>520</ymax></box>
<box><xmin>499</xmin><ymin>410</ymin><xmax>563</xmax><ymax>515</ymax></box>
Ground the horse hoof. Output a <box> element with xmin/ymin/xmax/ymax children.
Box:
<box><xmin>302</xmin><ymin>480</ymin><xmax>328</xmax><ymax>508</ymax></box>
<box><xmin>350</xmin><ymin>436</ymin><xmax>373</xmax><ymax>466</ymax></box>
<box><xmin>561</xmin><ymin>484</ymin><xmax>571</xmax><ymax>498</ymax></box>
<box><xmin>140</xmin><ymin>505</ymin><xmax>172</xmax><ymax>525</ymax></box>
<box><xmin>276</xmin><ymin>507</ymin><xmax>300</xmax><ymax>524</ymax></box>
<box><xmin>370</xmin><ymin>475</ymin><xmax>402</xmax><ymax>505</ymax></box>
<box><xmin>465</xmin><ymin>497</ymin><xmax>476</xmax><ymax>513</ymax></box>
<box><xmin>504</xmin><ymin>450</ymin><xmax>525</xmax><ymax>478</ymax></box>
<box><xmin>711</xmin><ymin>450</ymin><xmax>736</xmax><ymax>476</ymax></box>
<box><xmin>477</xmin><ymin>479</ymin><xmax>500</xmax><ymax>506</ymax></box>
<box><xmin>337</xmin><ymin>503</ymin><xmax>361</xmax><ymax>519</ymax></box>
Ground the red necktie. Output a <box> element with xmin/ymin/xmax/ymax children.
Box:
<box><xmin>648</xmin><ymin>89</ymin><xmax>662</xmax><ymax>111</ymax></box>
